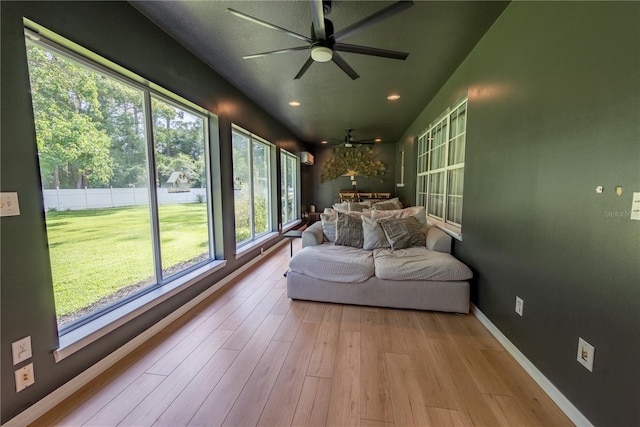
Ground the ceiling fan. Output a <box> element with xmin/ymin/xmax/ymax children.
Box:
<box><xmin>226</xmin><ymin>0</ymin><xmax>414</xmax><ymax>80</ymax></box>
<box><xmin>329</xmin><ymin>128</ymin><xmax>377</xmax><ymax>147</ymax></box>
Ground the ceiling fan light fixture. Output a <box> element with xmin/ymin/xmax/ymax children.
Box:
<box><xmin>311</xmin><ymin>46</ymin><xmax>333</xmax><ymax>62</ymax></box>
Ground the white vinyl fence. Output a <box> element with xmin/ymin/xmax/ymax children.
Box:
<box><xmin>43</xmin><ymin>187</ymin><xmax>207</xmax><ymax>211</ymax></box>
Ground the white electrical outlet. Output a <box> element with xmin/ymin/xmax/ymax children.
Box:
<box><xmin>12</xmin><ymin>336</ymin><xmax>32</xmax><ymax>365</ymax></box>
<box><xmin>15</xmin><ymin>363</ymin><xmax>35</xmax><ymax>392</ymax></box>
<box><xmin>0</xmin><ymin>192</ymin><xmax>21</xmax><ymax>217</ymax></box>
<box><xmin>577</xmin><ymin>337</ymin><xmax>595</xmax><ymax>372</ymax></box>
<box><xmin>515</xmin><ymin>296</ymin><xmax>524</xmax><ymax>316</ymax></box>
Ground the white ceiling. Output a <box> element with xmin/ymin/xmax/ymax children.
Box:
<box><xmin>131</xmin><ymin>1</ymin><xmax>509</xmax><ymax>145</ymax></box>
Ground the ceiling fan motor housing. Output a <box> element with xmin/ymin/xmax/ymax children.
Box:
<box><xmin>310</xmin><ymin>19</ymin><xmax>335</xmax><ymax>45</ymax></box>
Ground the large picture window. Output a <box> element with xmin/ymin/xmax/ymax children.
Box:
<box><xmin>26</xmin><ymin>34</ymin><xmax>215</xmax><ymax>333</ymax></box>
<box><xmin>416</xmin><ymin>99</ymin><xmax>467</xmax><ymax>236</ymax></box>
<box><xmin>232</xmin><ymin>128</ymin><xmax>274</xmax><ymax>248</ymax></box>
<box><xmin>280</xmin><ymin>150</ymin><xmax>299</xmax><ymax>226</ymax></box>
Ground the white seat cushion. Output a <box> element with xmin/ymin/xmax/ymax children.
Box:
<box><xmin>289</xmin><ymin>243</ymin><xmax>374</xmax><ymax>283</ymax></box>
<box><xmin>373</xmin><ymin>247</ymin><xmax>472</xmax><ymax>281</ymax></box>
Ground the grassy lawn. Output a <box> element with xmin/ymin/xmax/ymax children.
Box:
<box><xmin>46</xmin><ymin>203</ymin><xmax>209</xmax><ymax>321</ymax></box>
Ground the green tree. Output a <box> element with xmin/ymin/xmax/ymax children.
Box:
<box><xmin>27</xmin><ymin>43</ymin><xmax>113</xmax><ymax>188</ymax></box>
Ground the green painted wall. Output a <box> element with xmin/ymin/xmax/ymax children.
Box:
<box><xmin>396</xmin><ymin>2</ymin><xmax>640</xmax><ymax>425</ymax></box>
<box><xmin>310</xmin><ymin>144</ymin><xmax>398</xmax><ymax>210</ymax></box>
<box><xmin>0</xmin><ymin>1</ymin><xmax>307</xmax><ymax>422</ymax></box>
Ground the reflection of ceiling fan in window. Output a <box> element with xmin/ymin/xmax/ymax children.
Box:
<box><xmin>227</xmin><ymin>0</ymin><xmax>414</xmax><ymax>80</ymax></box>
<box><xmin>329</xmin><ymin>128</ymin><xmax>377</xmax><ymax>147</ymax></box>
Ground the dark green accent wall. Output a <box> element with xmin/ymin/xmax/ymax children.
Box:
<box><xmin>396</xmin><ymin>2</ymin><xmax>639</xmax><ymax>425</ymax></box>
<box><xmin>309</xmin><ymin>144</ymin><xmax>398</xmax><ymax>210</ymax></box>
<box><xmin>0</xmin><ymin>1</ymin><xmax>307</xmax><ymax>422</ymax></box>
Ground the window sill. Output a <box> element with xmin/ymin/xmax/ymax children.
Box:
<box><xmin>428</xmin><ymin>220</ymin><xmax>462</xmax><ymax>241</ymax></box>
<box><xmin>235</xmin><ymin>232</ymin><xmax>279</xmax><ymax>259</ymax></box>
<box><xmin>54</xmin><ymin>260</ymin><xmax>226</xmax><ymax>362</ymax></box>
<box><xmin>282</xmin><ymin>219</ymin><xmax>302</xmax><ymax>233</ymax></box>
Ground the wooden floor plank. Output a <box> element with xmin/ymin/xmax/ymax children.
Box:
<box><xmin>340</xmin><ymin>305</ymin><xmax>361</xmax><ymax>332</ymax></box>
<box><xmin>151</xmin><ymin>349</ymin><xmax>238</xmax><ymax>427</ymax></box>
<box><xmin>272</xmin><ymin>300</ymin><xmax>310</xmax><ymax>342</ymax></box>
<box><xmin>119</xmin><ymin>329</ymin><xmax>232</xmax><ymax>426</ymax></box>
<box><xmin>307</xmin><ymin>304</ymin><xmax>342</xmax><ymax>378</ymax></box>
<box><xmin>187</xmin><ymin>313</ymin><xmax>284</xmax><ymax>427</ymax></box>
<box><xmin>146</xmin><ymin>296</ymin><xmax>245</xmax><ymax>375</ymax></box>
<box><xmin>483</xmin><ymin>349</ymin><xmax>574</xmax><ymax>427</ymax></box>
<box><xmin>302</xmin><ymin>301</ymin><xmax>327</xmax><ymax>324</ymax></box>
<box><xmin>258</xmin><ymin>322</ymin><xmax>320</xmax><ymax>427</ymax></box>
<box><xmin>326</xmin><ymin>331</ymin><xmax>361</xmax><ymax>427</ymax></box>
<box><xmin>291</xmin><ymin>376</ymin><xmax>332</xmax><ymax>427</ymax></box>
<box><xmin>429</xmin><ymin>337</ymin><xmax>500</xmax><ymax>427</ymax></box>
<box><xmin>385</xmin><ymin>352</ymin><xmax>420</xmax><ymax>427</ymax></box>
<box><xmin>222</xmin><ymin>287</ymin><xmax>285</xmax><ymax>351</ymax></box>
<box><xmin>84</xmin><ymin>373</ymin><xmax>165</xmax><ymax>426</ymax></box>
<box><xmin>360</xmin><ymin>308</ymin><xmax>394</xmax><ymax>423</ymax></box>
<box><xmin>222</xmin><ymin>340</ymin><xmax>291</xmax><ymax>426</ymax></box>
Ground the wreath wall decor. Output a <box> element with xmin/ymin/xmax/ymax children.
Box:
<box><xmin>320</xmin><ymin>145</ymin><xmax>386</xmax><ymax>183</ymax></box>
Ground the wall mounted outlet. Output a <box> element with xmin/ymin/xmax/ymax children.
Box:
<box><xmin>0</xmin><ymin>192</ymin><xmax>21</xmax><ymax>217</ymax></box>
<box><xmin>12</xmin><ymin>336</ymin><xmax>32</xmax><ymax>365</ymax></box>
<box><xmin>15</xmin><ymin>363</ymin><xmax>35</xmax><ymax>392</ymax></box>
<box><xmin>515</xmin><ymin>296</ymin><xmax>524</xmax><ymax>316</ymax></box>
<box><xmin>577</xmin><ymin>337</ymin><xmax>595</xmax><ymax>372</ymax></box>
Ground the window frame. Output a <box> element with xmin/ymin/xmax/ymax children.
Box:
<box><xmin>280</xmin><ymin>149</ymin><xmax>300</xmax><ymax>227</ymax></box>
<box><xmin>416</xmin><ymin>98</ymin><xmax>467</xmax><ymax>240</ymax></box>
<box><xmin>231</xmin><ymin>126</ymin><xmax>276</xmax><ymax>250</ymax></box>
<box><xmin>24</xmin><ymin>24</ymin><xmax>223</xmax><ymax>347</ymax></box>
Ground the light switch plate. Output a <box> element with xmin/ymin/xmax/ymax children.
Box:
<box><xmin>0</xmin><ymin>192</ymin><xmax>21</xmax><ymax>217</ymax></box>
<box><xmin>12</xmin><ymin>336</ymin><xmax>32</xmax><ymax>365</ymax></box>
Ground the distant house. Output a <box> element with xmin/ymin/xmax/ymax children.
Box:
<box><xmin>166</xmin><ymin>171</ymin><xmax>190</xmax><ymax>193</ymax></box>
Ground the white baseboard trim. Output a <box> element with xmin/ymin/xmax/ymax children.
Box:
<box><xmin>3</xmin><ymin>239</ymin><xmax>287</xmax><ymax>427</ymax></box>
<box><xmin>471</xmin><ymin>305</ymin><xmax>593</xmax><ymax>427</ymax></box>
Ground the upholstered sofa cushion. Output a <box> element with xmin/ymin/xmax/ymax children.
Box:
<box><xmin>289</xmin><ymin>243</ymin><xmax>375</xmax><ymax>283</ymax></box>
<box><xmin>373</xmin><ymin>247</ymin><xmax>473</xmax><ymax>281</ymax></box>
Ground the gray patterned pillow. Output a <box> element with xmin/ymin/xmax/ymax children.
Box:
<box><xmin>320</xmin><ymin>212</ymin><xmax>337</xmax><ymax>242</ymax></box>
<box><xmin>378</xmin><ymin>217</ymin><xmax>426</xmax><ymax>250</ymax></box>
<box><xmin>335</xmin><ymin>213</ymin><xmax>364</xmax><ymax>248</ymax></box>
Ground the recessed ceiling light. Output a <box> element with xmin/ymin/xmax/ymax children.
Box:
<box><xmin>374</xmin><ymin>138</ymin><xmax>382</xmax><ymax>142</ymax></box>
<box><xmin>321</xmin><ymin>140</ymin><xmax>328</xmax><ymax>144</ymax></box>
<box><xmin>387</xmin><ymin>94</ymin><xmax>401</xmax><ymax>101</ymax></box>
<box><xmin>289</xmin><ymin>101</ymin><xmax>301</xmax><ymax>107</ymax></box>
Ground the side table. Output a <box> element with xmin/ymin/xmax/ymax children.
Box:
<box><xmin>283</xmin><ymin>229</ymin><xmax>304</xmax><ymax>257</ymax></box>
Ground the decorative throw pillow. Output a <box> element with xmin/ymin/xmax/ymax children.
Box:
<box><xmin>335</xmin><ymin>212</ymin><xmax>364</xmax><ymax>248</ymax></box>
<box><xmin>348</xmin><ymin>202</ymin><xmax>368</xmax><ymax>212</ymax></box>
<box><xmin>378</xmin><ymin>217</ymin><xmax>426</xmax><ymax>250</ymax></box>
<box><xmin>320</xmin><ymin>212</ymin><xmax>338</xmax><ymax>242</ymax></box>
<box><xmin>371</xmin><ymin>206</ymin><xmax>427</xmax><ymax>226</ymax></box>
<box><xmin>361</xmin><ymin>216</ymin><xmax>390</xmax><ymax>250</ymax></box>
<box><xmin>370</xmin><ymin>202</ymin><xmax>395</xmax><ymax>210</ymax></box>
<box><xmin>332</xmin><ymin>202</ymin><xmax>349</xmax><ymax>212</ymax></box>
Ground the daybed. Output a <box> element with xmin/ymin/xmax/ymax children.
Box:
<box><xmin>286</xmin><ymin>207</ymin><xmax>472</xmax><ymax>314</ymax></box>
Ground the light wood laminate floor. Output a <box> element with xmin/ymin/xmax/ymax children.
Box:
<box><xmin>32</xmin><ymin>238</ymin><xmax>573</xmax><ymax>426</ymax></box>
